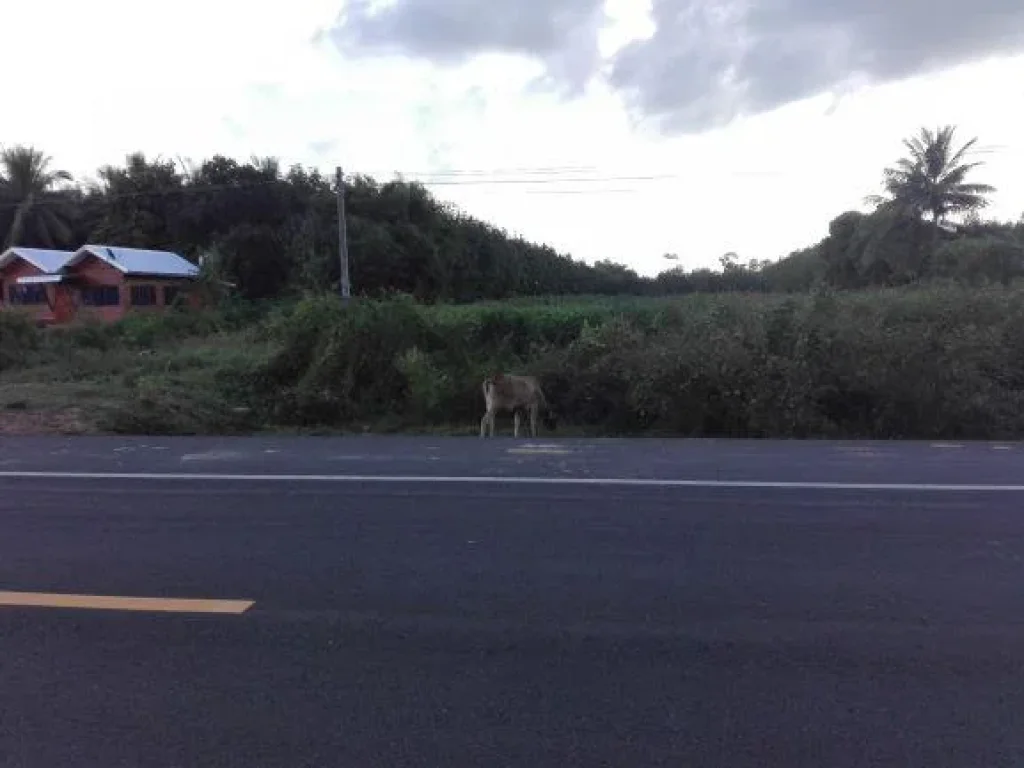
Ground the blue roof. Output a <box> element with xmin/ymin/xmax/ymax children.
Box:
<box><xmin>70</xmin><ymin>245</ymin><xmax>200</xmax><ymax>278</ymax></box>
<box><xmin>0</xmin><ymin>247</ymin><xmax>74</xmax><ymax>273</ymax></box>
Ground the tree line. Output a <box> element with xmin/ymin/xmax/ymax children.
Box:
<box><xmin>1</xmin><ymin>125</ymin><xmax>1021</xmax><ymax>303</ymax></box>
<box><xmin>673</xmin><ymin>126</ymin><xmax>1022</xmax><ymax>292</ymax></box>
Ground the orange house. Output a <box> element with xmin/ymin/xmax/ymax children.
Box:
<box><xmin>0</xmin><ymin>244</ymin><xmax>200</xmax><ymax>325</ymax></box>
<box><xmin>0</xmin><ymin>247</ymin><xmax>75</xmax><ymax>324</ymax></box>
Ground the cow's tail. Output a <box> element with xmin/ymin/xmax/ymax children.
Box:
<box><xmin>483</xmin><ymin>376</ymin><xmax>497</xmax><ymax>402</ymax></box>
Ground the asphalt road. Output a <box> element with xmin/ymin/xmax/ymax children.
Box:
<box><xmin>3</xmin><ymin>433</ymin><xmax>1024</xmax><ymax>484</ymax></box>
<box><xmin>3</xmin><ymin>436</ymin><xmax>1024</xmax><ymax>766</ymax></box>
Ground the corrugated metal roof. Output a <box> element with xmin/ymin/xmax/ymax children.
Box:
<box><xmin>69</xmin><ymin>245</ymin><xmax>200</xmax><ymax>278</ymax></box>
<box><xmin>0</xmin><ymin>247</ymin><xmax>74</xmax><ymax>273</ymax></box>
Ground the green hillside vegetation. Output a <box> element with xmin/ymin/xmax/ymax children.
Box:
<box><xmin>1</xmin><ymin>125</ymin><xmax>1023</xmax><ymax>437</ymax></box>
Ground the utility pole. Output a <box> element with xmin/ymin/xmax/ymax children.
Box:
<box><xmin>335</xmin><ymin>166</ymin><xmax>351</xmax><ymax>301</ymax></box>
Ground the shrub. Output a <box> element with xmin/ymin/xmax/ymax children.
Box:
<box><xmin>250</xmin><ymin>294</ymin><xmax>432</xmax><ymax>425</ymax></box>
<box><xmin>0</xmin><ymin>312</ymin><xmax>40</xmax><ymax>371</ymax></box>
<box><xmin>932</xmin><ymin>236</ymin><xmax>1024</xmax><ymax>285</ymax></box>
<box><xmin>9</xmin><ymin>287</ymin><xmax>1024</xmax><ymax>439</ymax></box>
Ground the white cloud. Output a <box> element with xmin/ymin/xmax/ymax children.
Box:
<box><xmin>2</xmin><ymin>0</ymin><xmax>1021</xmax><ymax>276</ymax></box>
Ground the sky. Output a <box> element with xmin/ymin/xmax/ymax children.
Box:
<box><xmin>5</xmin><ymin>0</ymin><xmax>1024</xmax><ymax>275</ymax></box>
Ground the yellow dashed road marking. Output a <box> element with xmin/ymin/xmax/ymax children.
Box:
<box><xmin>0</xmin><ymin>591</ymin><xmax>253</xmax><ymax>615</ymax></box>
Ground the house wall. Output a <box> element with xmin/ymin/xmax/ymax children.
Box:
<box><xmin>1</xmin><ymin>255</ymin><xmax>201</xmax><ymax>326</ymax></box>
<box><xmin>0</xmin><ymin>258</ymin><xmax>58</xmax><ymax>324</ymax></box>
<box><xmin>53</xmin><ymin>286</ymin><xmax>76</xmax><ymax>324</ymax></box>
<box><xmin>124</xmin><ymin>277</ymin><xmax>200</xmax><ymax>311</ymax></box>
<box><xmin>67</xmin><ymin>255</ymin><xmax>199</xmax><ymax>323</ymax></box>
<box><xmin>70</xmin><ymin>255</ymin><xmax>127</xmax><ymax>323</ymax></box>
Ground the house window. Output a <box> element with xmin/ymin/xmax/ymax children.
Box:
<box><xmin>8</xmin><ymin>284</ymin><xmax>48</xmax><ymax>305</ymax></box>
<box><xmin>80</xmin><ymin>285</ymin><xmax>120</xmax><ymax>306</ymax></box>
<box><xmin>131</xmin><ymin>285</ymin><xmax>157</xmax><ymax>306</ymax></box>
<box><xmin>163</xmin><ymin>286</ymin><xmax>187</xmax><ymax>306</ymax></box>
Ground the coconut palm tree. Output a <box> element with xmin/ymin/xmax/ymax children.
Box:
<box><xmin>0</xmin><ymin>145</ymin><xmax>75</xmax><ymax>248</ymax></box>
<box><xmin>865</xmin><ymin>125</ymin><xmax>995</xmax><ymax>233</ymax></box>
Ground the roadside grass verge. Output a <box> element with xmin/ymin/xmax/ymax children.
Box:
<box><xmin>4</xmin><ymin>283</ymin><xmax>1024</xmax><ymax>439</ymax></box>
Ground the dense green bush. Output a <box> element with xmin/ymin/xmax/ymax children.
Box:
<box><xmin>0</xmin><ymin>312</ymin><xmax>40</xmax><ymax>372</ymax></box>
<box><xmin>216</xmin><ymin>287</ymin><xmax>1024</xmax><ymax>438</ymax></box>
<box><xmin>246</xmin><ymin>294</ymin><xmax>433</xmax><ymax>425</ymax></box>
<box><xmin>932</xmin><ymin>237</ymin><xmax>1024</xmax><ymax>285</ymax></box>
<box><xmin>7</xmin><ymin>286</ymin><xmax>1024</xmax><ymax>438</ymax></box>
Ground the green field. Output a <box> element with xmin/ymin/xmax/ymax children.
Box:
<box><xmin>4</xmin><ymin>283</ymin><xmax>1024</xmax><ymax>439</ymax></box>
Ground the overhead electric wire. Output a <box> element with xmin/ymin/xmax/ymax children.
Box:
<box><xmin>0</xmin><ymin>162</ymin><xmax>787</xmax><ymax>211</ymax></box>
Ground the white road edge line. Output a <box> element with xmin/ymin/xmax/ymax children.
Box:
<box><xmin>1</xmin><ymin>471</ymin><xmax>1024</xmax><ymax>492</ymax></box>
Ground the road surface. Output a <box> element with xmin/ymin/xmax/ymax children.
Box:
<box><xmin>2</xmin><ymin>436</ymin><xmax>1024</xmax><ymax>766</ymax></box>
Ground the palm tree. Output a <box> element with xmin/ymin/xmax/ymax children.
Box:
<box><xmin>865</xmin><ymin>126</ymin><xmax>995</xmax><ymax>233</ymax></box>
<box><xmin>0</xmin><ymin>145</ymin><xmax>74</xmax><ymax>248</ymax></box>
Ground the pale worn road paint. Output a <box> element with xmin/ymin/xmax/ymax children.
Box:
<box><xmin>0</xmin><ymin>591</ymin><xmax>253</xmax><ymax>614</ymax></box>
<box><xmin>4</xmin><ymin>470</ymin><xmax>1024</xmax><ymax>492</ymax></box>
<box><xmin>180</xmin><ymin>450</ymin><xmax>246</xmax><ymax>462</ymax></box>
<box><xmin>835</xmin><ymin>447</ymin><xmax>883</xmax><ymax>456</ymax></box>
<box><xmin>930</xmin><ymin>443</ymin><xmax>964</xmax><ymax>449</ymax></box>
<box><xmin>507</xmin><ymin>448</ymin><xmax>572</xmax><ymax>455</ymax></box>
<box><xmin>507</xmin><ymin>443</ymin><xmax>573</xmax><ymax>455</ymax></box>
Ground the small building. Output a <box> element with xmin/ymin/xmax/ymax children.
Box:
<box><xmin>0</xmin><ymin>244</ymin><xmax>201</xmax><ymax>325</ymax></box>
<box><xmin>0</xmin><ymin>247</ymin><xmax>76</xmax><ymax>324</ymax></box>
<box><xmin>61</xmin><ymin>244</ymin><xmax>201</xmax><ymax>323</ymax></box>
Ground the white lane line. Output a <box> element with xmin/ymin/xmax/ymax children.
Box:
<box><xmin>2</xmin><ymin>471</ymin><xmax>1024</xmax><ymax>492</ymax></box>
<box><xmin>0</xmin><ymin>590</ymin><xmax>253</xmax><ymax>614</ymax></box>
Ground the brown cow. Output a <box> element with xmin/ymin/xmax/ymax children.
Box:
<box><xmin>479</xmin><ymin>373</ymin><xmax>557</xmax><ymax>438</ymax></box>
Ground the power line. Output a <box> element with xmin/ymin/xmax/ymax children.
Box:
<box><xmin>520</xmin><ymin>188</ymin><xmax>642</xmax><ymax>195</ymax></box>
<box><xmin>387</xmin><ymin>168</ymin><xmax>786</xmax><ymax>183</ymax></box>
<box><xmin>0</xmin><ymin>162</ymin><xmax>793</xmax><ymax>213</ymax></box>
<box><xmin>0</xmin><ymin>172</ymin><xmax>676</xmax><ymax>211</ymax></box>
<box><xmin>0</xmin><ymin>178</ymin><xmax>287</xmax><ymax>212</ymax></box>
<box><xmin>364</xmin><ymin>164</ymin><xmax>604</xmax><ymax>178</ymax></box>
<box><xmin>415</xmin><ymin>173</ymin><xmax>680</xmax><ymax>186</ymax></box>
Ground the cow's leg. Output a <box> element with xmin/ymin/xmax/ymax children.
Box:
<box><xmin>480</xmin><ymin>408</ymin><xmax>494</xmax><ymax>437</ymax></box>
<box><xmin>529</xmin><ymin>404</ymin><xmax>539</xmax><ymax>437</ymax></box>
<box><xmin>513</xmin><ymin>410</ymin><xmax>521</xmax><ymax>438</ymax></box>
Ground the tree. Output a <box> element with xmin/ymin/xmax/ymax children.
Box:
<box><xmin>213</xmin><ymin>224</ymin><xmax>291</xmax><ymax>300</ymax></box>
<box><xmin>14</xmin><ymin>136</ymin><xmax>1021</xmax><ymax>302</ymax></box>
<box><xmin>819</xmin><ymin>208</ymin><xmax>932</xmax><ymax>288</ymax></box>
<box><xmin>90</xmin><ymin>152</ymin><xmax>185</xmax><ymax>249</ymax></box>
<box><xmin>0</xmin><ymin>145</ymin><xmax>74</xmax><ymax>248</ymax></box>
<box><xmin>866</xmin><ymin>125</ymin><xmax>995</xmax><ymax>234</ymax></box>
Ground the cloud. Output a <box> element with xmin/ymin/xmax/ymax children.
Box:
<box><xmin>611</xmin><ymin>0</ymin><xmax>1024</xmax><ymax>133</ymax></box>
<box><xmin>308</xmin><ymin>139</ymin><xmax>338</xmax><ymax>158</ymax></box>
<box><xmin>319</xmin><ymin>0</ymin><xmax>1024</xmax><ymax>134</ymax></box>
<box><xmin>319</xmin><ymin>0</ymin><xmax>607</xmax><ymax>95</ymax></box>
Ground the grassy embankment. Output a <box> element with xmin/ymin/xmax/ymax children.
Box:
<box><xmin>3</xmin><ymin>284</ymin><xmax>1024</xmax><ymax>439</ymax></box>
